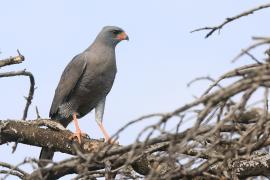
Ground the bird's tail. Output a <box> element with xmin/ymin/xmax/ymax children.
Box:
<box><xmin>39</xmin><ymin>147</ymin><xmax>55</xmax><ymax>167</ymax></box>
<box><xmin>39</xmin><ymin>115</ymin><xmax>71</xmax><ymax>167</ymax></box>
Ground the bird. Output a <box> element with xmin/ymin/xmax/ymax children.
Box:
<box><xmin>39</xmin><ymin>26</ymin><xmax>129</xmax><ymax>165</ymax></box>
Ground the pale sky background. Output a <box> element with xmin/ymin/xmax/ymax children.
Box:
<box><xmin>1</xmin><ymin>1</ymin><xmax>270</xmax><ymax>179</ymax></box>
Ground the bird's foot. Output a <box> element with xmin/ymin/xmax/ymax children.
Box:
<box><xmin>108</xmin><ymin>139</ymin><xmax>119</xmax><ymax>145</ymax></box>
<box><xmin>103</xmin><ymin>138</ymin><xmax>119</xmax><ymax>145</ymax></box>
<box><xmin>68</xmin><ymin>131</ymin><xmax>87</xmax><ymax>144</ymax></box>
<box><xmin>97</xmin><ymin>122</ymin><xmax>118</xmax><ymax>145</ymax></box>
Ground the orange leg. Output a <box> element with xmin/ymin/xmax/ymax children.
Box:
<box><xmin>97</xmin><ymin>122</ymin><xmax>115</xmax><ymax>144</ymax></box>
<box><xmin>69</xmin><ymin>113</ymin><xmax>85</xmax><ymax>144</ymax></box>
<box><xmin>97</xmin><ymin>122</ymin><xmax>110</xmax><ymax>141</ymax></box>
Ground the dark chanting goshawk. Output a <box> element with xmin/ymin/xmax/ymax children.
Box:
<box><xmin>39</xmin><ymin>26</ymin><xmax>129</xmax><ymax>162</ymax></box>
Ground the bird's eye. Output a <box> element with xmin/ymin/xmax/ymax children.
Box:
<box><xmin>112</xmin><ymin>30</ymin><xmax>121</xmax><ymax>35</ymax></box>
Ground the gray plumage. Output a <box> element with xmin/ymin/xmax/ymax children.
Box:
<box><xmin>39</xmin><ymin>26</ymin><xmax>128</xmax><ymax>165</ymax></box>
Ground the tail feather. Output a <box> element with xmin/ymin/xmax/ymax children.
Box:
<box><xmin>38</xmin><ymin>115</ymin><xmax>71</xmax><ymax>167</ymax></box>
<box><xmin>39</xmin><ymin>147</ymin><xmax>54</xmax><ymax>167</ymax></box>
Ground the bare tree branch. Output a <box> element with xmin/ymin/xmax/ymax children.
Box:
<box><xmin>0</xmin><ymin>50</ymin><xmax>24</xmax><ymax>68</ymax></box>
<box><xmin>0</xmin><ymin>69</ymin><xmax>35</xmax><ymax>120</ymax></box>
<box><xmin>191</xmin><ymin>3</ymin><xmax>270</xmax><ymax>38</ymax></box>
<box><xmin>0</xmin><ymin>161</ymin><xmax>28</xmax><ymax>178</ymax></box>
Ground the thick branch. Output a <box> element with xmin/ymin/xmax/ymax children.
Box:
<box><xmin>0</xmin><ymin>119</ymin><xmax>104</xmax><ymax>154</ymax></box>
<box><xmin>0</xmin><ymin>119</ymin><xmax>153</xmax><ymax>179</ymax></box>
<box><xmin>210</xmin><ymin>152</ymin><xmax>270</xmax><ymax>178</ymax></box>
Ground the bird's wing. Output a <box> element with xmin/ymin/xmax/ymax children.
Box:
<box><xmin>49</xmin><ymin>54</ymin><xmax>87</xmax><ymax>117</ymax></box>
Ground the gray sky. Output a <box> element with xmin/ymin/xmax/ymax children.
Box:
<box><xmin>1</xmin><ymin>0</ymin><xmax>270</xmax><ymax>179</ymax></box>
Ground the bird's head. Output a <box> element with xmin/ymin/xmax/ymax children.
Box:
<box><xmin>96</xmin><ymin>26</ymin><xmax>129</xmax><ymax>46</ymax></box>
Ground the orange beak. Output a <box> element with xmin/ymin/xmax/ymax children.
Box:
<box><xmin>116</xmin><ymin>31</ymin><xmax>129</xmax><ymax>41</ymax></box>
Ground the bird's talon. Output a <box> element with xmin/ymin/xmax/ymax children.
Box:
<box><xmin>107</xmin><ymin>139</ymin><xmax>119</xmax><ymax>145</ymax></box>
<box><xmin>68</xmin><ymin>131</ymin><xmax>87</xmax><ymax>144</ymax></box>
<box><xmin>99</xmin><ymin>138</ymin><xmax>105</xmax><ymax>142</ymax></box>
<box><xmin>82</xmin><ymin>133</ymin><xmax>89</xmax><ymax>138</ymax></box>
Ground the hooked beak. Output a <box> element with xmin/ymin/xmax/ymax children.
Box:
<box><xmin>116</xmin><ymin>31</ymin><xmax>129</xmax><ymax>41</ymax></box>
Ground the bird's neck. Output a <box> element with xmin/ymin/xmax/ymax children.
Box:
<box><xmin>85</xmin><ymin>39</ymin><xmax>116</xmax><ymax>53</ymax></box>
<box><xmin>84</xmin><ymin>41</ymin><xmax>116</xmax><ymax>66</ymax></box>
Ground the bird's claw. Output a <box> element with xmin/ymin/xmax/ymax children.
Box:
<box><xmin>107</xmin><ymin>138</ymin><xmax>119</xmax><ymax>145</ymax></box>
<box><xmin>69</xmin><ymin>131</ymin><xmax>87</xmax><ymax>144</ymax></box>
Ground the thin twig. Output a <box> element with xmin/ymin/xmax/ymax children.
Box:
<box><xmin>191</xmin><ymin>3</ymin><xmax>270</xmax><ymax>38</ymax></box>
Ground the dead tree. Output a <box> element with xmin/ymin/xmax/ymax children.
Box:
<box><xmin>1</xmin><ymin>3</ymin><xmax>270</xmax><ymax>180</ymax></box>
